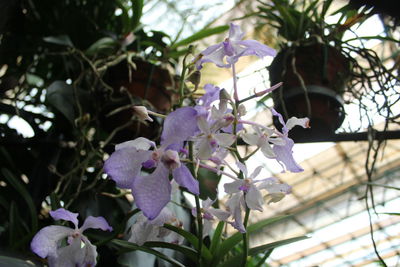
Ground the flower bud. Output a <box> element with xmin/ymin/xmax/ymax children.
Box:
<box><xmin>132</xmin><ymin>106</ymin><xmax>153</xmax><ymax>122</ymax></box>
<box><xmin>219</xmin><ymin>89</ymin><xmax>232</xmax><ymax>102</ymax></box>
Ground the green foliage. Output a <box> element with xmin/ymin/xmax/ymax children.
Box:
<box><xmin>111</xmin><ymin>217</ymin><xmax>307</xmax><ymax>267</ymax></box>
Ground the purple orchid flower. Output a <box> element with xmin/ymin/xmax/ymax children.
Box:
<box><xmin>129</xmin><ymin>207</ymin><xmax>182</xmax><ymax>245</ymax></box>
<box><xmin>104</xmin><ymin>107</ymin><xmax>200</xmax><ymax>220</ymax></box>
<box><xmin>193</xmin><ymin>116</ymin><xmax>236</xmax><ymax>160</ymax></box>
<box><xmin>271</xmin><ymin>108</ymin><xmax>310</xmax><ymax>173</ymax></box>
<box><xmin>31</xmin><ymin>208</ymin><xmax>112</xmax><ymax>267</ymax></box>
<box><xmin>224</xmin><ymin>162</ymin><xmax>291</xmax><ymax>233</ymax></box>
<box><xmin>195</xmin><ymin>23</ymin><xmax>276</xmax><ymax>70</ymax></box>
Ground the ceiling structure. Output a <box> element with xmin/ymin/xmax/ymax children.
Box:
<box><xmin>246</xmin><ymin>138</ymin><xmax>400</xmax><ymax>266</ymax></box>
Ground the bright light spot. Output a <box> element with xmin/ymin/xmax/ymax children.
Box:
<box><xmin>21</xmin><ymin>174</ymin><xmax>29</xmax><ymax>184</ymax></box>
<box><xmin>0</xmin><ymin>114</ymin><xmax>9</xmax><ymax>123</ymax></box>
<box><xmin>114</xmin><ymin>8</ymin><xmax>122</xmax><ymax>16</ymax></box>
<box><xmin>8</xmin><ymin>116</ymin><xmax>34</xmax><ymax>138</ymax></box>
<box><xmin>66</xmin><ymin>79</ymin><xmax>72</xmax><ymax>85</ymax></box>
<box><xmin>0</xmin><ymin>64</ymin><xmax>8</xmax><ymax>77</ymax></box>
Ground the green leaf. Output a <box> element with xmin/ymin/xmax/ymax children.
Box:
<box><xmin>164</xmin><ymin>224</ymin><xmax>213</xmax><ymax>261</ymax></box>
<box><xmin>254</xmin><ymin>249</ymin><xmax>274</xmax><ymax>267</ymax></box>
<box><xmin>0</xmin><ymin>256</ymin><xmax>36</xmax><ymax>267</ymax></box>
<box><xmin>46</xmin><ymin>81</ymin><xmax>76</xmax><ymax>124</ymax></box>
<box><xmin>85</xmin><ymin>37</ymin><xmax>119</xmax><ymax>56</ymax></box>
<box><xmin>220</xmin><ymin>236</ymin><xmax>309</xmax><ymax>267</ymax></box>
<box><xmin>1</xmin><ymin>168</ymin><xmax>37</xmax><ymax>233</ymax></box>
<box><xmin>111</xmin><ymin>239</ymin><xmax>185</xmax><ymax>267</ymax></box>
<box><xmin>144</xmin><ymin>241</ymin><xmax>198</xmax><ymax>262</ymax></box>
<box><xmin>214</xmin><ymin>215</ymin><xmax>290</xmax><ymax>264</ymax></box>
<box><xmin>9</xmin><ymin>201</ymin><xmax>17</xmax><ymax>246</ymax></box>
<box><xmin>43</xmin><ymin>35</ymin><xmax>74</xmax><ymax>47</ymax></box>
<box><xmin>116</xmin><ymin>0</ymin><xmax>132</xmax><ymax>34</ymax></box>
<box><xmin>130</xmin><ymin>0</ymin><xmax>144</xmax><ymax>32</ymax></box>
<box><xmin>170</xmin><ymin>25</ymin><xmax>229</xmax><ymax>49</ymax></box>
<box><xmin>249</xmin><ymin>236</ymin><xmax>309</xmax><ymax>255</ymax></box>
<box><xmin>210</xmin><ymin>221</ymin><xmax>225</xmax><ymax>255</ymax></box>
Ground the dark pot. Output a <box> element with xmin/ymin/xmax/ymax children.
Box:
<box><xmin>100</xmin><ymin>59</ymin><xmax>176</xmax><ymax>143</ymax></box>
<box><xmin>269</xmin><ymin>44</ymin><xmax>350</xmax><ymax>141</ymax></box>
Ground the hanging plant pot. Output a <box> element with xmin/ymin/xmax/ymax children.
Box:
<box><xmin>100</xmin><ymin>59</ymin><xmax>177</xmax><ymax>143</ymax></box>
<box><xmin>269</xmin><ymin>43</ymin><xmax>350</xmax><ymax>141</ymax></box>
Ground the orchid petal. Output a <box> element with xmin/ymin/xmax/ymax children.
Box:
<box><xmin>214</xmin><ymin>133</ymin><xmax>235</xmax><ymax>147</ymax></box>
<box><xmin>198</xmin><ymin>84</ymin><xmax>221</xmax><ymax>107</ymax></box>
<box><xmin>150</xmin><ymin>207</ymin><xmax>175</xmax><ymax>227</ymax></box>
<box><xmin>104</xmin><ymin>148</ymin><xmax>152</xmax><ymax>189</ymax></box>
<box><xmin>271</xmin><ymin>108</ymin><xmax>288</xmax><ymax>134</ymax></box>
<box><xmin>228</xmin><ymin>23</ymin><xmax>245</xmax><ymax>41</ymax></box>
<box><xmin>47</xmin><ymin>237</ymin><xmax>85</xmax><ymax>267</ymax></box>
<box><xmin>202</xmin><ymin>220</ymin><xmax>213</xmax><ymax>238</ymax></box>
<box><xmin>226</xmin><ymin>193</ymin><xmax>245</xmax><ymax>233</ymax></box>
<box><xmin>250</xmin><ymin>166</ymin><xmax>263</xmax><ymax>179</ymax></box>
<box><xmin>202</xmin><ymin>198</ymin><xmax>214</xmax><ymax>209</ymax></box>
<box><xmin>273</xmin><ymin>137</ymin><xmax>304</xmax><ymax>173</ymax></box>
<box><xmin>80</xmin><ymin>216</ymin><xmax>113</xmax><ymax>232</ymax></box>
<box><xmin>197</xmin><ymin>116</ymin><xmax>211</xmax><ymax>134</ymax></box>
<box><xmin>115</xmin><ymin>137</ymin><xmax>155</xmax><ymax>151</ymax></box>
<box><xmin>208</xmin><ymin>207</ymin><xmax>231</xmax><ymax>221</ymax></box>
<box><xmin>261</xmin><ymin>143</ymin><xmax>276</xmax><ymax>158</ymax></box>
<box><xmin>246</xmin><ymin>186</ymin><xmax>264</xmax><ymax>212</ymax></box>
<box><xmin>31</xmin><ymin>225</ymin><xmax>73</xmax><ymax>259</ymax></box>
<box><xmin>50</xmin><ymin>208</ymin><xmax>79</xmax><ymax>228</ymax></box>
<box><xmin>80</xmin><ymin>236</ymin><xmax>98</xmax><ymax>267</ymax></box>
<box><xmin>286</xmin><ymin>117</ymin><xmax>310</xmax><ymax>131</ymax></box>
<box><xmin>241</xmin><ymin>133</ymin><xmax>259</xmax><ymax>146</ymax></box>
<box><xmin>236</xmin><ymin>161</ymin><xmax>248</xmax><ymax>177</ymax></box>
<box><xmin>129</xmin><ymin>216</ymin><xmax>159</xmax><ymax>245</ymax></box>
<box><xmin>161</xmin><ymin>107</ymin><xmax>198</xmax><ymax>146</ymax></box>
<box><xmin>237</xmin><ymin>40</ymin><xmax>277</xmax><ymax>58</ymax></box>
<box><xmin>172</xmin><ymin>164</ymin><xmax>200</xmax><ymax>195</ymax></box>
<box><xmin>131</xmin><ymin>165</ymin><xmax>172</xmax><ymax>220</ymax></box>
<box><xmin>196</xmin><ymin>138</ymin><xmax>214</xmax><ymax>160</ymax></box>
<box><xmin>224</xmin><ymin>180</ymin><xmax>243</xmax><ymax>194</ymax></box>
<box><xmin>197</xmin><ymin>44</ymin><xmax>229</xmax><ymax>69</ymax></box>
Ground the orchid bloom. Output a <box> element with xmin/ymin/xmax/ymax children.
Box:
<box><xmin>31</xmin><ymin>208</ymin><xmax>112</xmax><ymax>267</ymax></box>
<box><xmin>191</xmin><ymin>198</ymin><xmax>230</xmax><ymax>237</ymax></box>
<box><xmin>241</xmin><ymin>125</ymin><xmax>279</xmax><ymax>158</ymax></box>
<box><xmin>224</xmin><ymin>162</ymin><xmax>266</xmax><ymax>212</ymax></box>
<box><xmin>195</xmin><ymin>23</ymin><xmax>276</xmax><ymax>70</ymax></box>
<box><xmin>194</xmin><ymin>116</ymin><xmax>236</xmax><ymax>160</ymax></box>
<box><xmin>104</xmin><ymin>107</ymin><xmax>200</xmax><ymax>220</ymax></box>
<box><xmin>129</xmin><ymin>208</ymin><xmax>182</xmax><ymax>245</ymax></box>
<box><xmin>223</xmin><ymin>162</ymin><xmax>291</xmax><ymax>232</ymax></box>
<box><xmin>271</xmin><ymin>108</ymin><xmax>310</xmax><ymax>173</ymax></box>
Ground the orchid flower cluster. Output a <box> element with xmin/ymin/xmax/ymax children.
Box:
<box><xmin>30</xmin><ymin>23</ymin><xmax>309</xmax><ymax>266</ymax></box>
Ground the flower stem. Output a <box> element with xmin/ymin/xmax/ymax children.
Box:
<box><xmin>232</xmin><ymin>63</ymin><xmax>239</xmax><ymax>102</ymax></box>
<box><xmin>242</xmin><ymin>206</ymin><xmax>251</xmax><ymax>266</ymax></box>
<box><xmin>188</xmin><ymin>142</ymin><xmax>203</xmax><ymax>266</ymax></box>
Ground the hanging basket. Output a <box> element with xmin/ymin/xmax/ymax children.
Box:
<box><xmin>269</xmin><ymin>43</ymin><xmax>351</xmax><ymax>140</ymax></box>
